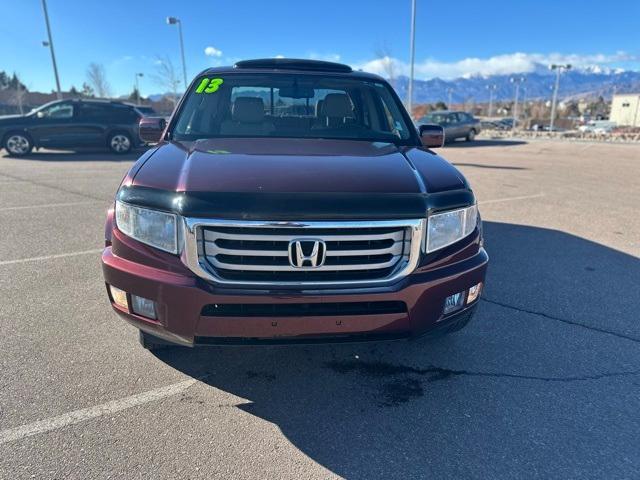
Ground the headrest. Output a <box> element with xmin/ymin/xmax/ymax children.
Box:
<box><xmin>321</xmin><ymin>93</ymin><xmax>353</xmax><ymax>118</ymax></box>
<box><xmin>232</xmin><ymin>97</ymin><xmax>265</xmax><ymax>123</ymax></box>
<box><xmin>315</xmin><ymin>99</ymin><xmax>324</xmax><ymax>116</ymax></box>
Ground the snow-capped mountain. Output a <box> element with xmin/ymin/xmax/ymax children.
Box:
<box><xmin>390</xmin><ymin>69</ymin><xmax>640</xmax><ymax>104</ymax></box>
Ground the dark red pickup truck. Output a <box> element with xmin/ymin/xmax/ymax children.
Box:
<box><xmin>101</xmin><ymin>58</ymin><xmax>487</xmax><ymax>349</ymax></box>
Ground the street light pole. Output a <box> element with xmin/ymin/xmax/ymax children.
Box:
<box><xmin>41</xmin><ymin>0</ymin><xmax>62</xmax><ymax>99</ymax></box>
<box><xmin>407</xmin><ymin>0</ymin><xmax>417</xmax><ymax>116</ymax></box>
<box><xmin>510</xmin><ymin>76</ymin><xmax>525</xmax><ymax>131</ymax></box>
<box><xmin>167</xmin><ymin>17</ymin><xmax>188</xmax><ymax>90</ymax></box>
<box><xmin>134</xmin><ymin>73</ymin><xmax>144</xmax><ymax>105</ymax></box>
<box><xmin>447</xmin><ymin>88</ymin><xmax>453</xmax><ymax>110</ymax></box>
<box><xmin>549</xmin><ymin>63</ymin><xmax>571</xmax><ymax>131</ymax></box>
<box><xmin>486</xmin><ymin>84</ymin><xmax>496</xmax><ymax>117</ymax></box>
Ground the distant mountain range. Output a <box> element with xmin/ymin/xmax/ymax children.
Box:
<box><xmin>391</xmin><ymin>68</ymin><xmax>640</xmax><ymax>104</ymax></box>
<box><xmin>145</xmin><ymin>68</ymin><xmax>640</xmax><ymax>105</ymax></box>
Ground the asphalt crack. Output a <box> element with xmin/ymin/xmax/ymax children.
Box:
<box><xmin>326</xmin><ymin>360</ymin><xmax>640</xmax><ymax>384</ymax></box>
<box><xmin>0</xmin><ymin>171</ymin><xmax>110</xmax><ymax>202</ymax></box>
<box><xmin>326</xmin><ymin>360</ymin><xmax>640</xmax><ymax>406</ymax></box>
<box><xmin>482</xmin><ymin>297</ymin><xmax>640</xmax><ymax>344</ymax></box>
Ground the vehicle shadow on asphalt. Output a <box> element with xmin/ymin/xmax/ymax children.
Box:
<box><xmin>1</xmin><ymin>148</ymin><xmax>147</xmax><ymax>162</ymax></box>
<box><xmin>445</xmin><ymin>139</ymin><xmax>527</xmax><ymax>148</ymax></box>
<box><xmin>153</xmin><ymin>221</ymin><xmax>640</xmax><ymax>478</ymax></box>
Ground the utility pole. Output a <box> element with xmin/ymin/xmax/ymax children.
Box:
<box><xmin>486</xmin><ymin>84</ymin><xmax>497</xmax><ymax>117</ymax></box>
<box><xmin>134</xmin><ymin>73</ymin><xmax>144</xmax><ymax>105</ymax></box>
<box><xmin>167</xmin><ymin>17</ymin><xmax>188</xmax><ymax>91</ymax></box>
<box><xmin>41</xmin><ymin>0</ymin><xmax>62</xmax><ymax>99</ymax></box>
<box><xmin>521</xmin><ymin>86</ymin><xmax>527</xmax><ymax>128</ymax></box>
<box><xmin>407</xmin><ymin>0</ymin><xmax>417</xmax><ymax>116</ymax></box>
<box><xmin>549</xmin><ymin>63</ymin><xmax>571</xmax><ymax>131</ymax></box>
<box><xmin>510</xmin><ymin>76</ymin><xmax>525</xmax><ymax>131</ymax></box>
<box><xmin>447</xmin><ymin>88</ymin><xmax>453</xmax><ymax>110</ymax></box>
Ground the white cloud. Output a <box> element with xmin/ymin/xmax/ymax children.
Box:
<box><xmin>356</xmin><ymin>51</ymin><xmax>637</xmax><ymax>79</ymax></box>
<box><xmin>204</xmin><ymin>46</ymin><xmax>223</xmax><ymax>57</ymax></box>
<box><xmin>274</xmin><ymin>54</ymin><xmax>285</xmax><ymax>59</ymax></box>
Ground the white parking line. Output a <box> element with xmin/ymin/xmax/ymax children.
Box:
<box><xmin>480</xmin><ymin>193</ymin><xmax>545</xmax><ymax>205</ymax></box>
<box><xmin>0</xmin><ymin>200</ymin><xmax>105</xmax><ymax>212</ymax></box>
<box><xmin>0</xmin><ymin>249</ymin><xmax>103</xmax><ymax>266</ymax></box>
<box><xmin>0</xmin><ymin>180</ymin><xmax>30</xmax><ymax>185</ymax></box>
<box><xmin>0</xmin><ymin>379</ymin><xmax>200</xmax><ymax>445</ymax></box>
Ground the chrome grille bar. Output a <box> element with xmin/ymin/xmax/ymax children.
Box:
<box><xmin>181</xmin><ymin>218</ymin><xmax>425</xmax><ymax>287</ymax></box>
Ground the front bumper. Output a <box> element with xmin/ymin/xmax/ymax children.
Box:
<box><xmin>101</xmin><ymin>232</ymin><xmax>488</xmax><ymax>346</ymax></box>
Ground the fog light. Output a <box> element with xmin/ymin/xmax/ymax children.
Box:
<box><xmin>131</xmin><ymin>295</ymin><xmax>157</xmax><ymax>320</ymax></box>
<box><xmin>109</xmin><ymin>285</ymin><xmax>128</xmax><ymax>310</ymax></box>
<box><xmin>467</xmin><ymin>282</ymin><xmax>483</xmax><ymax>304</ymax></box>
<box><xmin>443</xmin><ymin>291</ymin><xmax>464</xmax><ymax>314</ymax></box>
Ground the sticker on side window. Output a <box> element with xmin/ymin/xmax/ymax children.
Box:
<box><xmin>195</xmin><ymin>78</ymin><xmax>224</xmax><ymax>94</ymax></box>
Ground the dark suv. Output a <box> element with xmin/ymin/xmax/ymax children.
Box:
<box><xmin>0</xmin><ymin>99</ymin><xmax>142</xmax><ymax>156</ymax></box>
<box><xmin>101</xmin><ymin>59</ymin><xmax>488</xmax><ymax>349</ymax></box>
<box><xmin>417</xmin><ymin>111</ymin><xmax>481</xmax><ymax>142</ymax></box>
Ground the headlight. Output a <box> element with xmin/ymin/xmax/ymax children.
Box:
<box><xmin>426</xmin><ymin>204</ymin><xmax>478</xmax><ymax>253</ymax></box>
<box><xmin>115</xmin><ymin>201</ymin><xmax>178</xmax><ymax>253</ymax></box>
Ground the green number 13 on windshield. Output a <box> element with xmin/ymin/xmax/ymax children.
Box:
<box><xmin>195</xmin><ymin>78</ymin><xmax>224</xmax><ymax>94</ymax></box>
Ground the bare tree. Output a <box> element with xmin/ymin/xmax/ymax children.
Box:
<box><xmin>152</xmin><ymin>55</ymin><xmax>181</xmax><ymax>106</ymax></box>
<box><xmin>374</xmin><ymin>44</ymin><xmax>397</xmax><ymax>90</ymax></box>
<box><xmin>5</xmin><ymin>73</ymin><xmax>27</xmax><ymax>114</ymax></box>
<box><xmin>86</xmin><ymin>63</ymin><xmax>111</xmax><ymax>98</ymax></box>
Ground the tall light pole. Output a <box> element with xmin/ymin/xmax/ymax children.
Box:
<box><xmin>486</xmin><ymin>84</ymin><xmax>497</xmax><ymax>117</ymax></box>
<box><xmin>41</xmin><ymin>0</ymin><xmax>62</xmax><ymax>99</ymax></box>
<box><xmin>510</xmin><ymin>76</ymin><xmax>525</xmax><ymax>131</ymax></box>
<box><xmin>521</xmin><ymin>86</ymin><xmax>527</xmax><ymax>128</ymax></box>
<box><xmin>134</xmin><ymin>73</ymin><xmax>144</xmax><ymax>105</ymax></box>
<box><xmin>447</xmin><ymin>88</ymin><xmax>453</xmax><ymax>110</ymax></box>
<box><xmin>549</xmin><ymin>63</ymin><xmax>571</xmax><ymax>131</ymax></box>
<box><xmin>167</xmin><ymin>16</ymin><xmax>188</xmax><ymax>91</ymax></box>
<box><xmin>407</xmin><ymin>0</ymin><xmax>417</xmax><ymax>116</ymax></box>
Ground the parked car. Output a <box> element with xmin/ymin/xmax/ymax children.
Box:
<box><xmin>416</xmin><ymin>110</ymin><xmax>481</xmax><ymax>142</ymax></box>
<box><xmin>481</xmin><ymin>120</ymin><xmax>510</xmax><ymax>130</ymax></box>
<box><xmin>0</xmin><ymin>99</ymin><xmax>142</xmax><ymax>156</ymax></box>
<box><xmin>101</xmin><ymin>58</ymin><xmax>488</xmax><ymax>350</ymax></box>
<box><xmin>132</xmin><ymin>105</ymin><xmax>157</xmax><ymax>117</ymax></box>
<box><xmin>579</xmin><ymin>120</ymin><xmax>616</xmax><ymax>134</ymax></box>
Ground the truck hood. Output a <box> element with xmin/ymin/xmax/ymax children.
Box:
<box><xmin>131</xmin><ymin>137</ymin><xmax>465</xmax><ymax>194</ymax></box>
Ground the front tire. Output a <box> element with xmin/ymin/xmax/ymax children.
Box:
<box><xmin>466</xmin><ymin>129</ymin><xmax>476</xmax><ymax>142</ymax></box>
<box><xmin>4</xmin><ymin>133</ymin><xmax>33</xmax><ymax>157</ymax></box>
<box><xmin>108</xmin><ymin>132</ymin><xmax>133</xmax><ymax>154</ymax></box>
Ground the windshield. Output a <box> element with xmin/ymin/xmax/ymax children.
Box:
<box><xmin>421</xmin><ymin>113</ymin><xmax>451</xmax><ymax>125</ymax></box>
<box><xmin>172</xmin><ymin>73</ymin><xmax>414</xmax><ymax>144</ymax></box>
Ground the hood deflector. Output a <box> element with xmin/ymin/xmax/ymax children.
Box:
<box><xmin>117</xmin><ymin>185</ymin><xmax>475</xmax><ymax>220</ymax></box>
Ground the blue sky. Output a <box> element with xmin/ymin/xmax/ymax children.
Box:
<box><xmin>1</xmin><ymin>0</ymin><xmax>639</xmax><ymax>96</ymax></box>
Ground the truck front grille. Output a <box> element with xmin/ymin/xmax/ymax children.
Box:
<box><xmin>183</xmin><ymin>219</ymin><xmax>424</xmax><ymax>287</ymax></box>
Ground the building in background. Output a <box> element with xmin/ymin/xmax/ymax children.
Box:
<box><xmin>610</xmin><ymin>94</ymin><xmax>640</xmax><ymax>126</ymax></box>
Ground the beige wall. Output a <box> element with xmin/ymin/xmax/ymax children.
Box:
<box><xmin>610</xmin><ymin>94</ymin><xmax>640</xmax><ymax>127</ymax></box>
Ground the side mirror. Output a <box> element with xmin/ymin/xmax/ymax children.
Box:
<box><xmin>139</xmin><ymin>117</ymin><xmax>167</xmax><ymax>144</ymax></box>
<box><xmin>419</xmin><ymin>124</ymin><xmax>445</xmax><ymax>148</ymax></box>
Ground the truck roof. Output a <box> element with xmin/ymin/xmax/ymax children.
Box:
<box><xmin>199</xmin><ymin>58</ymin><xmax>384</xmax><ymax>81</ymax></box>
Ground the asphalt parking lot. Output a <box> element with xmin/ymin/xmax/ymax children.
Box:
<box><xmin>1</xmin><ymin>139</ymin><xmax>639</xmax><ymax>479</ymax></box>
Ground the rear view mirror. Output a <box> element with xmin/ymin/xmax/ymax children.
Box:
<box><xmin>278</xmin><ymin>86</ymin><xmax>314</xmax><ymax>99</ymax></box>
<box><xmin>139</xmin><ymin>117</ymin><xmax>167</xmax><ymax>144</ymax></box>
<box><xmin>419</xmin><ymin>124</ymin><xmax>445</xmax><ymax>148</ymax></box>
